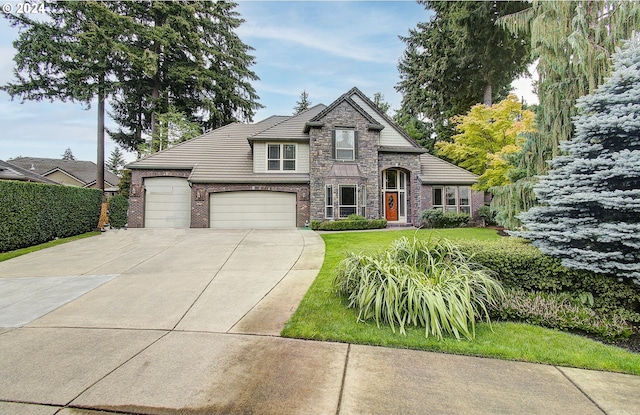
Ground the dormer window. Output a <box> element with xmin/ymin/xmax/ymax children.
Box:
<box><xmin>267</xmin><ymin>144</ymin><xmax>296</xmax><ymax>171</ymax></box>
<box><xmin>333</xmin><ymin>129</ymin><xmax>358</xmax><ymax>161</ymax></box>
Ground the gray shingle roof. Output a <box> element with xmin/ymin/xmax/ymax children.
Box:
<box><xmin>127</xmin><ymin>115</ymin><xmax>310</xmax><ymax>183</ymax></box>
<box><xmin>0</xmin><ymin>160</ymin><xmax>59</xmax><ymax>183</ymax></box>
<box><xmin>8</xmin><ymin>157</ymin><xmax>120</xmax><ymax>186</ymax></box>
<box><xmin>419</xmin><ymin>154</ymin><xmax>478</xmax><ymax>184</ymax></box>
<box><xmin>249</xmin><ymin>105</ymin><xmax>326</xmax><ymax>142</ymax></box>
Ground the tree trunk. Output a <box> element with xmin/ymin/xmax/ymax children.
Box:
<box><xmin>97</xmin><ymin>74</ymin><xmax>105</xmax><ymax>193</ymax></box>
<box><xmin>483</xmin><ymin>82</ymin><xmax>492</xmax><ymax>106</ymax></box>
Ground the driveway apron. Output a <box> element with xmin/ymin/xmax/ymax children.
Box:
<box><xmin>1</xmin><ymin>228</ymin><xmax>639</xmax><ymax>415</ymax></box>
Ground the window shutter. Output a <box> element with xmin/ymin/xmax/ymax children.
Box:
<box><xmin>332</xmin><ymin>130</ymin><xmax>336</xmax><ymax>159</ymax></box>
<box><xmin>354</xmin><ymin>131</ymin><xmax>359</xmax><ymax>159</ymax></box>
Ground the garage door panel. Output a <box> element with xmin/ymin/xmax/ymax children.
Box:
<box><xmin>210</xmin><ymin>191</ymin><xmax>296</xmax><ymax>229</ymax></box>
<box><xmin>144</xmin><ymin>177</ymin><xmax>191</xmax><ymax>228</ymax></box>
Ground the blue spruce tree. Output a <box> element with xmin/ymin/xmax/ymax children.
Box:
<box><xmin>514</xmin><ymin>34</ymin><xmax>640</xmax><ymax>285</ymax></box>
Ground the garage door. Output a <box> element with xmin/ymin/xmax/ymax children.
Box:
<box><xmin>144</xmin><ymin>177</ymin><xmax>191</xmax><ymax>228</ymax></box>
<box><xmin>210</xmin><ymin>191</ymin><xmax>296</xmax><ymax>228</ymax></box>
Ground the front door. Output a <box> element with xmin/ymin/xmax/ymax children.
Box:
<box><xmin>385</xmin><ymin>192</ymin><xmax>398</xmax><ymax>221</ymax></box>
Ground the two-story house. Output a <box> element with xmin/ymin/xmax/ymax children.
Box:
<box><xmin>126</xmin><ymin>87</ymin><xmax>482</xmax><ymax>228</ymax></box>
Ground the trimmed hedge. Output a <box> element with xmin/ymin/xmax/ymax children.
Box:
<box><xmin>455</xmin><ymin>238</ymin><xmax>640</xmax><ymax>325</ymax></box>
<box><xmin>0</xmin><ymin>181</ymin><xmax>102</xmax><ymax>252</ymax></box>
<box><xmin>107</xmin><ymin>195</ymin><xmax>129</xmax><ymax>228</ymax></box>
<box><xmin>420</xmin><ymin>209</ymin><xmax>470</xmax><ymax>228</ymax></box>
<box><xmin>311</xmin><ymin>218</ymin><xmax>387</xmax><ymax>231</ymax></box>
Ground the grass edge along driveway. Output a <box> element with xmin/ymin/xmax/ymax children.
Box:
<box><xmin>281</xmin><ymin>228</ymin><xmax>640</xmax><ymax>375</ymax></box>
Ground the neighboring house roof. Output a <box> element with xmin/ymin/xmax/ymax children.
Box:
<box><xmin>419</xmin><ymin>153</ymin><xmax>478</xmax><ymax>184</ymax></box>
<box><xmin>8</xmin><ymin>157</ymin><xmax>120</xmax><ymax>187</ymax></box>
<box><xmin>0</xmin><ymin>159</ymin><xmax>59</xmax><ymax>184</ymax></box>
<box><xmin>128</xmin><ymin>115</ymin><xmax>312</xmax><ymax>184</ymax></box>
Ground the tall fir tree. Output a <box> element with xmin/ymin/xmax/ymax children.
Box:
<box><xmin>513</xmin><ymin>34</ymin><xmax>640</xmax><ymax>284</ymax></box>
<box><xmin>2</xmin><ymin>1</ymin><xmax>146</xmax><ymax>192</ymax></box>
<box><xmin>293</xmin><ymin>90</ymin><xmax>311</xmax><ymax>115</ymax></box>
<box><xmin>492</xmin><ymin>0</ymin><xmax>640</xmax><ymax>229</ymax></box>
<box><xmin>106</xmin><ymin>146</ymin><xmax>126</xmax><ymax>176</ymax></box>
<box><xmin>372</xmin><ymin>92</ymin><xmax>391</xmax><ymax>114</ymax></box>
<box><xmin>396</xmin><ymin>1</ymin><xmax>532</xmax><ymax>145</ymax></box>
<box><xmin>61</xmin><ymin>148</ymin><xmax>76</xmax><ymax>161</ymax></box>
<box><xmin>108</xmin><ymin>1</ymin><xmax>261</xmax><ymax>153</ymax></box>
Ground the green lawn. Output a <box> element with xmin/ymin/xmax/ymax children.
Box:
<box><xmin>282</xmin><ymin>228</ymin><xmax>640</xmax><ymax>375</ymax></box>
<box><xmin>0</xmin><ymin>232</ymin><xmax>101</xmax><ymax>262</ymax></box>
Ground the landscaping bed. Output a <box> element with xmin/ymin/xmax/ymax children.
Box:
<box><xmin>282</xmin><ymin>228</ymin><xmax>640</xmax><ymax>375</ymax></box>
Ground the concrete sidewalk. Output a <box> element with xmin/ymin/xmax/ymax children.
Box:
<box><xmin>0</xmin><ymin>229</ymin><xmax>638</xmax><ymax>415</ymax></box>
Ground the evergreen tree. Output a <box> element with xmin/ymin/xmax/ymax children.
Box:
<box><xmin>293</xmin><ymin>90</ymin><xmax>311</xmax><ymax>115</ymax></box>
<box><xmin>492</xmin><ymin>0</ymin><xmax>640</xmax><ymax>229</ymax></box>
<box><xmin>372</xmin><ymin>92</ymin><xmax>391</xmax><ymax>114</ymax></box>
<box><xmin>106</xmin><ymin>146</ymin><xmax>126</xmax><ymax>176</ymax></box>
<box><xmin>138</xmin><ymin>107</ymin><xmax>202</xmax><ymax>156</ymax></box>
<box><xmin>108</xmin><ymin>1</ymin><xmax>261</xmax><ymax>152</ymax></box>
<box><xmin>396</xmin><ymin>1</ymin><xmax>532</xmax><ymax>144</ymax></box>
<box><xmin>513</xmin><ymin>34</ymin><xmax>640</xmax><ymax>285</ymax></box>
<box><xmin>2</xmin><ymin>1</ymin><xmax>147</xmax><ymax>192</ymax></box>
<box><xmin>61</xmin><ymin>148</ymin><xmax>76</xmax><ymax>161</ymax></box>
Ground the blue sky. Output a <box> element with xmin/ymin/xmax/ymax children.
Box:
<box><xmin>0</xmin><ymin>1</ymin><xmax>536</xmax><ymax>163</ymax></box>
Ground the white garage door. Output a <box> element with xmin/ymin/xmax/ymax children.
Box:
<box><xmin>144</xmin><ymin>177</ymin><xmax>191</xmax><ymax>228</ymax></box>
<box><xmin>210</xmin><ymin>191</ymin><xmax>296</xmax><ymax>228</ymax></box>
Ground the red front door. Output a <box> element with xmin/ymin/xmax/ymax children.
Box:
<box><xmin>385</xmin><ymin>192</ymin><xmax>398</xmax><ymax>221</ymax></box>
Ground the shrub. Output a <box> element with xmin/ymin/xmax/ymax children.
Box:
<box><xmin>334</xmin><ymin>237</ymin><xmax>505</xmax><ymax>340</ymax></box>
<box><xmin>478</xmin><ymin>205</ymin><xmax>497</xmax><ymax>226</ymax></box>
<box><xmin>108</xmin><ymin>195</ymin><xmax>129</xmax><ymax>228</ymax></box>
<box><xmin>442</xmin><ymin>212</ymin><xmax>470</xmax><ymax>228</ymax></box>
<box><xmin>0</xmin><ymin>181</ymin><xmax>102</xmax><ymax>252</ymax></box>
<box><xmin>420</xmin><ymin>209</ymin><xmax>470</xmax><ymax>228</ymax></box>
<box><xmin>491</xmin><ymin>289</ymin><xmax>632</xmax><ymax>339</ymax></box>
<box><xmin>311</xmin><ymin>218</ymin><xmax>387</xmax><ymax>231</ymax></box>
<box><xmin>346</xmin><ymin>214</ymin><xmax>366</xmax><ymax>221</ymax></box>
<box><xmin>455</xmin><ymin>238</ymin><xmax>640</xmax><ymax>325</ymax></box>
<box><xmin>420</xmin><ymin>209</ymin><xmax>443</xmax><ymax>228</ymax></box>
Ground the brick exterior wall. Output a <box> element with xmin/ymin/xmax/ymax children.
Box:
<box><xmin>420</xmin><ymin>184</ymin><xmax>484</xmax><ymax>224</ymax></box>
<box><xmin>190</xmin><ymin>183</ymin><xmax>310</xmax><ymax>228</ymax></box>
<box><xmin>128</xmin><ymin>169</ymin><xmax>192</xmax><ymax>228</ymax></box>
<box><xmin>128</xmin><ymin>166</ymin><xmax>309</xmax><ymax>228</ymax></box>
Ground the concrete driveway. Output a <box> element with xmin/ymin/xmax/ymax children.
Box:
<box><xmin>1</xmin><ymin>229</ymin><xmax>639</xmax><ymax>415</ymax></box>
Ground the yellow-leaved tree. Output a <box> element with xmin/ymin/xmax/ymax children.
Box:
<box><xmin>436</xmin><ymin>95</ymin><xmax>535</xmax><ymax>191</ymax></box>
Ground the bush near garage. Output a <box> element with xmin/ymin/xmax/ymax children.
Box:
<box><xmin>454</xmin><ymin>238</ymin><xmax>640</xmax><ymax>327</ymax></box>
<box><xmin>311</xmin><ymin>216</ymin><xmax>387</xmax><ymax>231</ymax></box>
<box><xmin>107</xmin><ymin>195</ymin><xmax>129</xmax><ymax>228</ymax></box>
<box><xmin>0</xmin><ymin>180</ymin><xmax>102</xmax><ymax>252</ymax></box>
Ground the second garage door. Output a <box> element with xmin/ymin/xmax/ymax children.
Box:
<box><xmin>209</xmin><ymin>191</ymin><xmax>296</xmax><ymax>228</ymax></box>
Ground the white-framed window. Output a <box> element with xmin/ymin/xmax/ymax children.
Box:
<box><xmin>325</xmin><ymin>184</ymin><xmax>333</xmax><ymax>219</ymax></box>
<box><xmin>339</xmin><ymin>185</ymin><xmax>357</xmax><ymax>218</ymax></box>
<box><xmin>334</xmin><ymin>129</ymin><xmax>356</xmax><ymax>161</ymax></box>
<box><xmin>267</xmin><ymin>143</ymin><xmax>296</xmax><ymax>171</ymax></box>
<box><xmin>432</xmin><ymin>186</ymin><xmax>471</xmax><ymax>214</ymax></box>
<box><xmin>360</xmin><ymin>185</ymin><xmax>366</xmax><ymax>217</ymax></box>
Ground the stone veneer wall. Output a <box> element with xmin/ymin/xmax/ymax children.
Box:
<box><xmin>308</xmin><ymin>101</ymin><xmax>381</xmax><ymax>221</ymax></box>
<box><xmin>128</xmin><ymin>169</ymin><xmax>192</xmax><ymax>228</ymax></box>
<box><xmin>190</xmin><ymin>183</ymin><xmax>310</xmax><ymax>228</ymax></box>
<box><xmin>378</xmin><ymin>152</ymin><xmax>423</xmax><ymax>225</ymax></box>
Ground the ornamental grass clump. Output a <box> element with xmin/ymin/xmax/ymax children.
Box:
<box><xmin>334</xmin><ymin>237</ymin><xmax>504</xmax><ymax>340</ymax></box>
